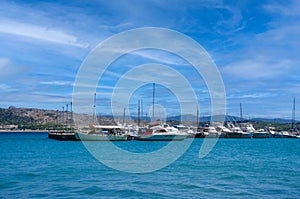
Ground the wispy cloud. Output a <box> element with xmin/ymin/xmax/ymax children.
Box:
<box><xmin>40</xmin><ymin>81</ymin><xmax>74</xmax><ymax>86</ymax></box>
<box><xmin>0</xmin><ymin>57</ymin><xmax>32</xmax><ymax>80</ymax></box>
<box><xmin>133</xmin><ymin>50</ymin><xmax>190</xmax><ymax>66</ymax></box>
<box><xmin>222</xmin><ymin>58</ymin><xmax>292</xmax><ymax>80</ymax></box>
<box><xmin>0</xmin><ymin>57</ymin><xmax>9</xmax><ymax>67</ymax></box>
<box><xmin>227</xmin><ymin>92</ymin><xmax>275</xmax><ymax>99</ymax></box>
<box><xmin>263</xmin><ymin>0</ymin><xmax>300</xmax><ymax>17</ymax></box>
<box><xmin>0</xmin><ymin>19</ymin><xmax>89</xmax><ymax>48</ymax></box>
<box><xmin>0</xmin><ymin>83</ymin><xmax>17</xmax><ymax>91</ymax></box>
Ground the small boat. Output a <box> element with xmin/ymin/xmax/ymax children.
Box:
<box><xmin>266</xmin><ymin>127</ymin><xmax>279</xmax><ymax>138</ymax></box>
<box><xmin>272</xmin><ymin>131</ymin><xmax>290</xmax><ymax>138</ymax></box>
<box><xmin>239</xmin><ymin>123</ymin><xmax>268</xmax><ymax>138</ymax></box>
<box><xmin>193</xmin><ymin>130</ymin><xmax>205</xmax><ymax>138</ymax></box>
<box><xmin>75</xmin><ymin>124</ymin><xmax>130</xmax><ymax>141</ymax></box>
<box><xmin>215</xmin><ymin>125</ymin><xmax>232</xmax><ymax>138</ymax></box>
<box><xmin>135</xmin><ymin>124</ymin><xmax>187</xmax><ymax>141</ymax></box>
<box><xmin>252</xmin><ymin>129</ymin><xmax>269</xmax><ymax>138</ymax></box>
<box><xmin>226</xmin><ymin>122</ymin><xmax>252</xmax><ymax>138</ymax></box>
<box><xmin>173</xmin><ymin>124</ymin><xmax>197</xmax><ymax>138</ymax></box>
<box><xmin>48</xmin><ymin>130</ymin><xmax>78</xmax><ymax>141</ymax></box>
<box><xmin>202</xmin><ymin>126</ymin><xmax>222</xmax><ymax>138</ymax></box>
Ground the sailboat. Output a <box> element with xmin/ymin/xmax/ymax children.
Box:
<box><xmin>135</xmin><ymin>83</ymin><xmax>187</xmax><ymax>141</ymax></box>
<box><xmin>48</xmin><ymin>102</ymin><xmax>78</xmax><ymax>141</ymax></box>
<box><xmin>289</xmin><ymin>96</ymin><xmax>299</xmax><ymax>138</ymax></box>
<box><xmin>225</xmin><ymin>107</ymin><xmax>252</xmax><ymax>138</ymax></box>
<box><xmin>75</xmin><ymin>93</ymin><xmax>130</xmax><ymax>141</ymax></box>
<box><xmin>75</xmin><ymin>124</ymin><xmax>129</xmax><ymax>141</ymax></box>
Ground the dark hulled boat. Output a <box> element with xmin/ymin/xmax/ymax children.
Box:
<box><xmin>48</xmin><ymin>131</ymin><xmax>78</xmax><ymax>141</ymax></box>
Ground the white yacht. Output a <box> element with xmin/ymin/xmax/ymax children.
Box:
<box><xmin>240</xmin><ymin>123</ymin><xmax>268</xmax><ymax>138</ymax></box>
<box><xmin>226</xmin><ymin>122</ymin><xmax>252</xmax><ymax>138</ymax></box>
<box><xmin>202</xmin><ymin>126</ymin><xmax>222</xmax><ymax>138</ymax></box>
<box><xmin>135</xmin><ymin>124</ymin><xmax>187</xmax><ymax>141</ymax></box>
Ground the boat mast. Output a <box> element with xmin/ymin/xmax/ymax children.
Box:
<box><xmin>93</xmin><ymin>92</ymin><xmax>96</xmax><ymax>123</ymax></box>
<box><xmin>152</xmin><ymin>83</ymin><xmax>155</xmax><ymax>122</ymax></box>
<box><xmin>138</xmin><ymin>100</ymin><xmax>141</xmax><ymax>127</ymax></box>
<box><xmin>122</xmin><ymin>107</ymin><xmax>126</xmax><ymax>126</ymax></box>
<box><xmin>62</xmin><ymin>106</ymin><xmax>65</xmax><ymax>130</ymax></box>
<box><xmin>66</xmin><ymin>103</ymin><xmax>68</xmax><ymax>130</ymax></box>
<box><xmin>70</xmin><ymin>102</ymin><xmax>73</xmax><ymax>130</ymax></box>
<box><xmin>141</xmin><ymin>99</ymin><xmax>143</xmax><ymax>123</ymax></box>
<box><xmin>292</xmin><ymin>96</ymin><xmax>295</xmax><ymax>130</ymax></box>
<box><xmin>56</xmin><ymin>109</ymin><xmax>59</xmax><ymax>130</ymax></box>
<box><xmin>240</xmin><ymin>103</ymin><xmax>243</xmax><ymax>123</ymax></box>
<box><xmin>196</xmin><ymin>104</ymin><xmax>199</xmax><ymax>128</ymax></box>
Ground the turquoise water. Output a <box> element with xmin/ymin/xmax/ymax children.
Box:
<box><xmin>0</xmin><ymin>133</ymin><xmax>299</xmax><ymax>198</ymax></box>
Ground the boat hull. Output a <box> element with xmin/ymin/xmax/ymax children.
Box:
<box><xmin>226</xmin><ymin>133</ymin><xmax>252</xmax><ymax>138</ymax></box>
<box><xmin>75</xmin><ymin>132</ymin><xmax>129</xmax><ymax>141</ymax></box>
<box><xmin>271</xmin><ymin>134</ymin><xmax>288</xmax><ymax>138</ymax></box>
<box><xmin>252</xmin><ymin>132</ymin><xmax>269</xmax><ymax>138</ymax></box>
<box><xmin>48</xmin><ymin>132</ymin><xmax>78</xmax><ymax>141</ymax></box>
<box><xmin>135</xmin><ymin>134</ymin><xmax>186</xmax><ymax>141</ymax></box>
<box><xmin>194</xmin><ymin>133</ymin><xmax>205</xmax><ymax>138</ymax></box>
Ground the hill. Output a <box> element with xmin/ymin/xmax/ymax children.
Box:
<box><xmin>0</xmin><ymin>106</ymin><xmax>116</xmax><ymax>130</ymax></box>
<box><xmin>0</xmin><ymin>106</ymin><xmax>298</xmax><ymax>130</ymax></box>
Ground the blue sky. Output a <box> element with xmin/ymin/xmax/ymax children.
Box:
<box><xmin>0</xmin><ymin>0</ymin><xmax>299</xmax><ymax>119</ymax></box>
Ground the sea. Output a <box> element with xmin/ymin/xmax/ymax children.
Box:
<box><xmin>0</xmin><ymin>132</ymin><xmax>299</xmax><ymax>199</ymax></box>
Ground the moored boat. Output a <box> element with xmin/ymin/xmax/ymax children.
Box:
<box><xmin>75</xmin><ymin>124</ymin><xmax>130</xmax><ymax>141</ymax></box>
<box><xmin>48</xmin><ymin>130</ymin><xmax>78</xmax><ymax>141</ymax></box>
<box><xmin>135</xmin><ymin>124</ymin><xmax>187</xmax><ymax>141</ymax></box>
<box><xmin>272</xmin><ymin>131</ymin><xmax>290</xmax><ymax>138</ymax></box>
<box><xmin>252</xmin><ymin>129</ymin><xmax>269</xmax><ymax>138</ymax></box>
<box><xmin>226</xmin><ymin>122</ymin><xmax>252</xmax><ymax>138</ymax></box>
<box><xmin>202</xmin><ymin>126</ymin><xmax>222</xmax><ymax>138</ymax></box>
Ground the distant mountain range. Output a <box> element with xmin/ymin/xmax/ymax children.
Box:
<box><xmin>109</xmin><ymin>113</ymin><xmax>298</xmax><ymax>124</ymax></box>
<box><xmin>167</xmin><ymin>115</ymin><xmax>298</xmax><ymax>124</ymax></box>
<box><xmin>0</xmin><ymin>106</ymin><xmax>298</xmax><ymax>128</ymax></box>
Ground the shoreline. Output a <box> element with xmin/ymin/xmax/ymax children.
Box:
<box><xmin>0</xmin><ymin>129</ymin><xmax>50</xmax><ymax>133</ymax></box>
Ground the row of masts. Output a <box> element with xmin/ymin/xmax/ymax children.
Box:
<box><xmin>92</xmin><ymin>83</ymin><xmax>200</xmax><ymax>127</ymax></box>
<box><xmin>56</xmin><ymin>102</ymin><xmax>74</xmax><ymax>130</ymax></box>
<box><xmin>91</xmin><ymin>83</ymin><xmax>297</xmax><ymax>130</ymax></box>
<box><xmin>240</xmin><ymin>97</ymin><xmax>296</xmax><ymax>130</ymax></box>
<box><xmin>92</xmin><ymin>83</ymin><xmax>156</xmax><ymax>126</ymax></box>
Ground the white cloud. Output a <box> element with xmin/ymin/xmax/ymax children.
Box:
<box><xmin>0</xmin><ymin>19</ymin><xmax>89</xmax><ymax>48</ymax></box>
<box><xmin>220</xmin><ymin>1</ymin><xmax>300</xmax><ymax>81</ymax></box>
<box><xmin>0</xmin><ymin>57</ymin><xmax>31</xmax><ymax>79</ymax></box>
<box><xmin>133</xmin><ymin>50</ymin><xmax>190</xmax><ymax>66</ymax></box>
<box><xmin>0</xmin><ymin>57</ymin><xmax>9</xmax><ymax>68</ymax></box>
<box><xmin>263</xmin><ymin>0</ymin><xmax>300</xmax><ymax>17</ymax></box>
<box><xmin>40</xmin><ymin>81</ymin><xmax>74</xmax><ymax>86</ymax></box>
<box><xmin>0</xmin><ymin>83</ymin><xmax>17</xmax><ymax>91</ymax></box>
<box><xmin>222</xmin><ymin>58</ymin><xmax>292</xmax><ymax>80</ymax></box>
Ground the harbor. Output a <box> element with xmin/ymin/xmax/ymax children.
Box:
<box><xmin>48</xmin><ymin>120</ymin><xmax>300</xmax><ymax>141</ymax></box>
<box><xmin>48</xmin><ymin>92</ymin><xmax>300</xmax><ymax>141</ymax></box>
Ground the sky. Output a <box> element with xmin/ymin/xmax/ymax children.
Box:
<box><xmin>0</xmin><ymin>0</ymin><xmax>299</xmax><ymax>120</ymax></box>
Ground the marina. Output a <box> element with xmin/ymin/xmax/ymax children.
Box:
<box><xmin>47</xmin><ymin>89</ymin><xmax>300</xmax><ymax>141</ymax></box>
<box><xmin>48</xmin><ymin>120</ymin><xmax>300</xmax><ymax>141</ymax></box>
